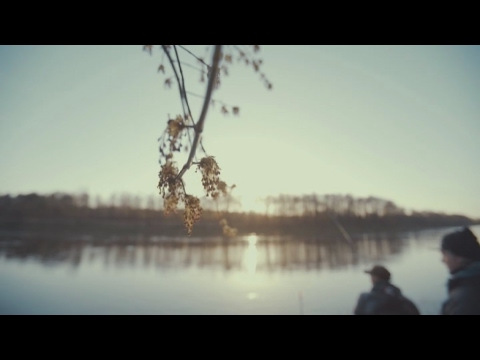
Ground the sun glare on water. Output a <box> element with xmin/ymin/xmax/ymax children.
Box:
<box><xmin>243</xmin><ymin>233</ymin><xmax>258</xmax><ymax>275</ymax></box>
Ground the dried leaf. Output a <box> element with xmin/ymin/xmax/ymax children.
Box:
<box><xmin>253</xmin><ymin>45</ymin><xmax>260</xmax><ymax>53</ymax></box>
<box><xmin>222</xmin><ymin>65</ymin><xmax>229</xmax><ymax>76</ymax></box>
<box><xmin>225</xmin><ymin>54</ymin><xmax>233</xmax><ymax>63</ymax></box>
<box><xmin>232</xmin><ymin>107</ymin><xmax>240</xmax><ymax>115</ymax></box>
<box><xmin>221</xmin><ymin>106</ymin><xmax>228</xmax><ymax>114</ymax></box>
<box><xmin>144</xmin><ymin>45</ymin><xmax>153</xmax><ymax>55</ymax></box>
<box><xmin>165</xmin><ymin>78</ymin><xmax>172</xmax><ymax>88</ymax></box>
<box><xmin>158</xmin><ymin>64</ymin><xmax>165</xmax><ymax>73</ymax></box>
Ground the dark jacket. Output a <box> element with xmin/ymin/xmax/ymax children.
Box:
<box><xmin>441</xmin><ymin>261</ymin><xmax>480</xmax><ymax>315</ymax></box>
<box><xmin>354</xmin><ymin>280</ymin><xmax>420</xmax><ymax>315</ymax></box>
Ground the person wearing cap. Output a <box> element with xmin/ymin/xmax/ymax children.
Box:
<box><xmin>440</xmin><ymin>227</ymin><xmax>480</xmax><ymax>315</ymax></box>
<box><xmin>353</xmin><ymin>265</ymin><xmax>420</xmax><ymax>315</ymax></box>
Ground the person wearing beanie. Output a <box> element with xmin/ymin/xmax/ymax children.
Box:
<box><xmin>440</xmin><ymin>227</ymin><xmax>480</xmax><ymax>315</ymax></box>
<box><xmin>353</xmin><ymin>265</ymin><xmax>420</xmax><ymax>315</ymax></box>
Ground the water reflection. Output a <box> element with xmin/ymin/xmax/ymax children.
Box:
<box><xmin>243</xmin><ymin>234</ymin><xmax>258</xmax><ymax>274</ymax></box>
<box><xmin>0</xmin><ymin>231</ymin><xmax>413</xmax><ymax>272</ymax></box>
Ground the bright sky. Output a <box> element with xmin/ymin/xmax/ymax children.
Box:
<box><xmin>1</xmin><ymin>45</ymin><xmax>479</xmax><ymax>218</ymax></box>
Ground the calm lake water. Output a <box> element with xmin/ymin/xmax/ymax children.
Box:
<box><xmin>1</xmin><ymin>225</ymin><xmax>478</xmax><ymax>315</ymax></box>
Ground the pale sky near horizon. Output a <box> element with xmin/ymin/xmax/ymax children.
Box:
<box><xmin>1</xmin><ymin>45</ymin><xmax>479</xmax><ymax>218</ymax></box>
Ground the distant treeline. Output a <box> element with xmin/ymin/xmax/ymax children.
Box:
<box><xmin>0</xmin><ymin>192</ymin><xmax>477</xmax><ymax>238</ymax></box>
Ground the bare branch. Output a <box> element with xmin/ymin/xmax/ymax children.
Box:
<box><xmin>176</xmin><ymin>45</ymin><xmax>223</xmax><ymax>180</ymax></box>
<box><xmin>161</xmin><ymin>45</ymin><xmax>189</xmax><ymax>122</ymax></box>
<box><xmin>200</xmin><ymin>139</ymin><xmax>208</xmax><ymax>156</ymax></box>
<box><xmin>173</xmin><ymin>45</ymin><xmax>194</xmax><ymax>148</ymax></box>
<box><xmin>173</xmin><ymin>46</ymin><xmax>196</xmax><ymax>123</ymax></box>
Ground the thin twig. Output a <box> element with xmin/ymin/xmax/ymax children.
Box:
<box><xmin>233</xmin><ymin>45</ymin><xmax>250</xmax><ymax>58</ymax></box>
<box><xmin>158</xmin><ymin>128</ymin><xmax>169</xmax><ymax>163</ymax></box>
<box><xmin>172</xmin><ymin>60</ymin><xmax>207</xmax><ymax>74</ymax></box>
<box><xmin>178</xmin><ymin>45</ymin><xmax>210</xmax><ymax>68</ymax></box>
<box><xmin>180</xmin><ymin>179</ymin><xmax>187</xmax><ymax>196</ymax></box>
<box><xmin>173</xmin><ymin>45</ymin><xmax>194</xmax><ymax>147</ymax></box>
<box><xmin>185</xmin><ymin>90</ymin><xmax>237</xmax><ymax>109</ymax></box>
<box><xmin>200</xmin><ymin>139</ymin><xmax>208</xmax><ymax>156</ymax></box>
<box><xmin>161</xmin><ymin>45</ymin><xmax>188</xmax><ymax>127</ymax></box>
